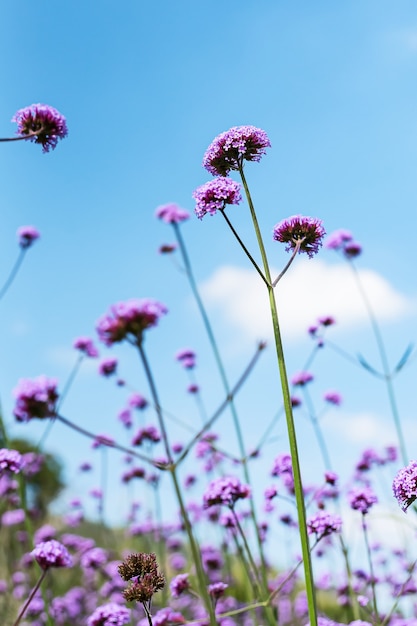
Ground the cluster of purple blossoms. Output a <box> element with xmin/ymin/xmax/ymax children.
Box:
<box><xmin>12</xmin><ymin>104</ymin><xmax>68</xmax><ymax>153</ymax></box>
<box><xmin>13</xmin><ymin>375</ymin><xmax>59</xmax><ymax>422</ymax></box>
<box><xmin>193</xmin><ymin>177</ymin><xmax>242</xmax><ymax>219</ymax></box>
<box><xmin>203</xmin><ymin>125</ymin><xmax>271</xmax><ymax>176</ymax></box>
<box><xmin>17</xmin><ymin>225</ymin><xmax>40</xmax><ymax>249</ymax></box>
<box><xmin>291</xmin><ymin>371</ymin><xmax>314</xmax><ymax>386</ymax></box>
<box><xmin>128</xmin><ymin>393</ymin><xmax>148</xmax><ymax>410</ymax></box>
<box><xmin>271</xmin><ymin>453</ymin><xmax>295</xmax><ymax>493</ymax></box>
<box><xmin>73</xmin><ymin>336</ymin><xmax>99</xmax><ymax>358</ymax></box>
<box><xmin>393</xmin><ymin>460</ymin><xmax>417</xmax><ymax>511</ymax></box>
<box><xmin>307</xmin><ymin>511</ymin><xmax>342</xmax><ymax>538</ymax></box>
<box><xmin>273</xmin><ymin>215</ymin><xmax>326</xmax><ymax>258</ymax></box>
<box><xmin>0</xmin><ymin>448</ymin><xmax>22</xmax><ymax>474</ymax></box>
<box><xmin>132</xmin><ymin>425</ymin><xmax>161</xmax><ymax>446</ymax></box>
<box><xmin>348</xmin><ymin>487</ymin><xmax>378</xmax><ymax>515</ymax></box>
<box><xmin>96</xmin><ymin>299</ymin><xmax>168</xmax><ymax>346</ymax></box>
<box><xmin>32</xmin><ymin>540</ymin><xmax>73</xmax><ymax>570</ymax></box>
<box><xmin>325</xmin><ymin>228</ymin><xmax>362</xmax><ymax>259</ymax></box>
<box><xmin>99</xmin><ymin>357</ymin><xmax>118</xmax><ymax>376</ymax></box>
<box><xmin>323</xmin><ymin>391</ymin><xmax>342</xmax><ymax>406</ymax></box>
<box><xmin>170</xmin><ymin>573</ymin><xmax>190</xmax><ymax>598</ymax></box>
<box><xmin>175</xmin><ymin>348</ymin><xmax>196</xmax><ymax>369</ymax></box>
<box><xmin>208</xmin><ymin>581</ymin><xmax>228</xmax><ymax>599</ymax></box>
<box><xmin>155</xmin><ymin>203</ymin><xmax>190</xmax><ymax>224</ymax></box>
<box><xmin>203</xmin><ymin>476</ymin><xmax>251</xmax><ymax>508</ymax></box>
<box><xmin>87</xmin><ymin>603</ymin><xmax>130</xmax><ymax>626</ymax></box>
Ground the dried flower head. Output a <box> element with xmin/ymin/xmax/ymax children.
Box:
<box><xmin>193</xmin><ymin>177</ymin><xmax>242</xmax><ymax>219</ymax></box>
<box><xmin>393</xmin><ymin>461</ymin><xmax>417</xmax><ymax>511</ymax></box>
<box><xmin>17</xmin><ymin>226</ymin><xmax>40</xmax><ymax>249</ymax></box>
<box><xmin>13</xmin><ymin>376</ymin><xmax>59</xmax><ymax>422</ymax></box>
<box><xmin>96</xmin><ymin>299</ymin><xmax>167</xmax><ymax>346</ymax></box>
<box><xmin>273</xmin><ymin>215</ymin><xmax>325</xmax><ymax>258</ymax></box>
<box><xmin>203</xmin><ymin>125</ymin><xmax>271</xmax><ymax>176</ymax></box>
<box><xmin>12</xmin><ymin>104</ymin><xmax>68</xmax><ymax>153</ymax></box>
<box><xmin>118</xmin><ymin>552</ymin><xmax>165</xmax><ymax>603</ymax></box>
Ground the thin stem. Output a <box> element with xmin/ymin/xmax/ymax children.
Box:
<box><xmin>239</xmin><ymin>163</ymin><xmax>318</xmax><ymax>626</ymax></box>
<box><xmin>349</xmin><ymin>260</ymin><xmax>407</xmax><ymax>464</ymax></box>
<box><xmin>302</xmin><ymin>386</ymin><xmax>332</xmax><ymax>471</ymax></box>
<box><xmin>362</xmin><ymin>515</ymin><xmax>379</xmax><ymax>622</ymax></box>
<box><xmin>230</xmin><ymin>508</ymin><xmax>264</xmax><ymax>593</ymax></box>
<box><xmin>0</xmin><ymin>130</ymin><xmax>45</xmax><ymax>144</ymax></box>
<box><xmin>271</xmin><ymin>241</ymin><xmax>301</xmax><ymax>287</ymax></box>
<box><xmin>0</xmin><ymin>248</ymin><xmax>27</xmax><ymax>301</ymax></box>
<box><xmin>12</xmin><ymin>569</ymin><xmax>48</xmax><ymax>626</ymax></box>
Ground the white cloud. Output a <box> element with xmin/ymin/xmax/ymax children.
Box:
<box><xmin>199</xmin><ymin>260</ymin><xmax>415</xmax><ymax>343</ymax></box>
<box><xmin>327</xmin><ymin>410</ymin><xmax>397</xmax><ymax>446</ymax></box>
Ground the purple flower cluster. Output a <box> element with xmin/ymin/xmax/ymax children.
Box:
<box><xmin>170</xmin><ymin>573</ymin><xmax>190</xmax><ymax>598</ymax></box>
<box><xmin>325</xmin><ymin>229</ymin><xmax>362</xmax><ymax>259</ymax></box>
<box><xmin>393</xmin><ymin>461</ymin><xmax>417</xmax><ymax>511</ymax></box>
<box><xmin>73</xmin><ymin>336</ymin><xmax>99</xmax><ymax>358</ymax></box>
<box><xmin>203</xmin><ymin>125</ymin><xmax>271</xmax><ymax>176</ymax></box>
<box><xmin>96</xmin><ymin>299</ymin><xmax>167</xmax><ymax>346</ymax></box>
<box><xmin>307</xmin><ymin>511</ymin><xmax>342</xmax><ymax>538</ymax></box>
<box><xmin>13</xmin><ymin>376</ymin><xmax>59</xmax><ymax>422</ymax></box>
<box><xmin>273</xmin><ymin>215</ymin><xmax>326</xmax><ymax>258</ymax></box>
<box><xmin>17</xmin><ymin>225</ymin><xmax>40</xmax><ymax>249</ymax></box>
<box><xmin>193</xmin><ymin>177</ymin><xmax>242</xmax><ymax>219</ymax></box>
<box><xmin>132</xmin><ymin>426</ymin><xmax>161</xmax><ymax>446</ymax></box>
<box><xmin>12</xmin><ymin>104</ymin><xmax>68</xmax><ymax>153</ymax></box>
<box><xmin>155</xmin><ymin>203</ymin><xmax>190</xmax><ymax>224</ymax></box>
<box><xmin>348</xmin><ymin>487</ymin><xmax>378</xmax><ymax>515</ymax></box>
<box><xmin>0</xmin><ymin>448</ymin><xmax>22</xmax><ymax>474</ymax></box>
<box><xmin>271</xmin><ymin>453</ymin><xmax>295</xmax><ymax>493</ymax></box>
<box><xmin>32</xmin><ymin>540</ymin><xmax>73</xmax><ymax>569</ymax></box>
<box><xmin>203</xmin><ymin>476</ymin><xmax>251</xmax><ymax>508</ymax></box>
<box><xmin>291</xmin><ymin>371</ymin><xmax>314</xmax><ymax>386</ymax></box>
<box><xmin>87</xmin><ymin>603</ymin><xmax>130</xmax><ymax>626</ymax></box>
<box><xmin>175</xmin><ymin>348</ymin><xmax>196</xmax><ymax>369</ymax></box>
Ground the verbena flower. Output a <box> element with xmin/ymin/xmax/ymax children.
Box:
<box><xmin>0</xmin><ymin>448</ymin><xmax>22</xmax><ymax>474</ymax></box>
<box><xmin>32</xmin><ymin>540</ymin><xmax>73</xmax><ymax>569</ymax></box>
<box><xmin>323</xmin><ymin>391</ymin><xmax>342</xmax><ymax>405</ymax></box>
<box><xmin>203</xmin><ymin>476</ymin><xmax>251</xmax><ymax>508</ymax></box>
<box><xmin>87</xmin><ymin>603</ymin><xmax>130</xmax><ymax>626</ymax></box>
<box><xmin>98</xmin><ymin>357</ymin><xmax>118</xmax><ymax>376</ymax></box>
<box><xmin>128</xmin><ymin>393</ymin><xmax>148</xmax><ymax>410</ymax></box>
<box><xmin>291</xmin><ymin>371</ymin><xmax>314</xmax><ymax>386</ymax></box>
<box><xmin>203</xmin><ymin>125</ymin><xmax>271</xmax><ymax>176</ymax></box>
<box><xmin>12</xmin><ymin>104</ymin><xmax>68</xmax><ymax>153</ymax></box>
<box><xmin>176</xmin><ymin>348</ymin><xmax>196</xmax><ymax>369</ymax></box>
<box><xmin>132</xmin><ymin>425</ymin><xmax>161</xmax><ymax>446</ymax></box>
<box><xmin>17</xmin><ymin>226</ymin><xmax>40</xmax><ymax>249</ymax></box>
<box><xmin>73</xmin><ymin>336</ymin><xmax>99</xmax><ymax>358</ymax></box>
<box><xmin>193</xmin><ymin>177</ymin><xmax>242</xmax><ymax>219</ymax></box>
<box><xmin>393</xmin><ymin>461</ymin><xmax>417</xmax><ymax>511</ymax></box>
<box><xmin>348</xmin><ymin>487</ymin><xmax>378</xmax><ymax>514</ymax></box>
<box><xmin>170</xmin><ymin>573</ymin><xmax>190</xmax><ymax>598</ymax></box>
<box><xmin>96</xmin><ymin>299</ymin><xmax>167</xmax><ymax>346</ymax></box>
<box><xmin>155</xmin><ymin>203</ymin><xmax>190</xmax><ymax>224</ymax></box>
<box><xmin>119</xmin><ymin>552</ymin><xmax>165</xmax><ymax>603</ymax></box>
<box><xmin>208</xmin><ymin>581</ymin><xmax>228</xmax><ymax>598</ymax></box>
<box><xmin>13</xmin><ymin>376</ymin><xmax>59</xmax><ymax>422</ymax></box>
<box><xmin>273</xmin><ymin>215</ymin><xmax>325</xmax><ymax>258</ymax></box>
<box><xmin>325</xmin><ymin>229</ymin><xmax>362</xmax><ymax>259</ymax></box>
<box><xmin>2</xmin><ymin>509</ymin><xmax>25</xmax><ymax>526</ymax></box>
<box><xmin>307</xmin><ymin>511</ymin><xmax>342</xmax><ymax>538</ymax></box>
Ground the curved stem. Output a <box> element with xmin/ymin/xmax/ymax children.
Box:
<box><xmin>239</xmin><ymin>163</ymin><xmax>318</xmax><ymax>626</ymax></box>
<box><xmin>12</xmin><ymin>569</ymin><xmax>48</xmax><ymax>626</ymax></box>
<box><xmin>271</xmin><ymin>241</ymin><xmax>301</xmax><ymax>287</ymax></box>
<box><xmin>0</xmin><ymin>248</ymin><xmax>27</xmax><ymax>301</ymax></box>
<box><xmin>0</xmin><ymin>130</ymin><xmax>45</xmax><ymax>144</ymax></box>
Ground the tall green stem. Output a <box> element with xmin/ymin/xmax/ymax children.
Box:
<box><xmin>239</xmin><ymin>164</ymin><xmax>318</xmax><ymax>626</ymax></box>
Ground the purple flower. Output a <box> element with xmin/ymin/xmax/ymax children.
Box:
<box><xmin>2</xmin><ymin>508</ymin><xmax>25</xmax><ymax>526</ymax></box>
<box><xmin>32</xmin><ymin>540</ymin><xmax>72</xmax><ymax>569</ymax></box>
<box><xmin>203</xmin><ymin>125</ymin><xmax>271</xmax><ymax>176</ymax></box>
<box><xmin>34</xmin><ymin>524</ymin><xmax>56</xmax><ymax>544</ymax></box>
<box><xmin>99</xmin><ymin>357</ymin><xmax>118</xmax><ymax>376</ymax></box>
<box><xmin>348</xmin><ymin>487</ymin><xmax>378</xmax><ymax>514</ymax></box>
<box><xmin>203</xmin><ymin>476</ymin><xmax>251</xmax><ymax>508</ymax></box>
<box><xmin>155</xmin><ymin>203</ymin><xmax>190</xmax><ymax>224</ymax></box>
<box><xmin>344</xmin><ymin>242</ymin><xmax>362</xmax><ymax>258</ymax></box>
<box><xmin>318</xmin><ymin>315</ymin><xmax>335</xmax><ymax>327</ymax></box>
<box><xmin>87</xmin><ymin>603</ymin><xmax>130</xmax><ymax>626</ymax></box>
<box><xmin>81</xmin><ymin>547</ymin><xmax>108</xmax><ymax>570</ymax></box>
<box><xmin>118</xmin><ymin>409</ymin><xmax>133</xmax><ymax>428</ymax></box>
<box><xmin>325</xmin><ymin>229</ymin><xmax>353</xmax><ymax>250</ymax></box>
<box><xmin>170</xmin><ymin>573</ymin><xmax>190</xmax><ymax>598</ymax></box>
<box><xmin>307</xmin><ymin>511</ymin><xmax>342</xmax><ymax>538</ymax></box>
<box><xmin>208</xmin><ymin>581</ymin><xmax>228</xmax><ymax>599</ymax></box>
<box><xmin>291</xmin><ymin>371</ymin><xmax>314</xmax><ymax>386</ymax></box>
<box><xmin>0</xmin><ymin>449</ymin><xmax>22</xmax><ymax>474</ymax></box>
<box><xmin>132</xmin><ymin>425</ymin><xmax>161</xmax><ymax>446</ymax></box>
<box><xmin>323</xmin><ymin>391</ymin><xmax>342</xmax><ymax>406</ymax></box>
<box><xmin>13</xmin><ymin>376</ymin><xmax>58</xmax><ymax>422</ymax></box>
<box><xmin>273</xmin><ymin>215</ymin><xmax>325</xmax><ymax>258</ymax></box>
<box><xmin>159</xmin><ymin>243</ymin><xmax>177</xmax><ymax>254</ymax></box>
<box><xmin>12</xmin><ymin>104</ymin><xmax>68</xmax><ymax>153</ymax></box>
<box><xmin>73</xmin><ymin>336</ymin><xmax>99</xmax><ymax>358</ymax></box>
<box><xmin>193</xmin><ymin>177</ymin><xmax>242</xmax><ymax>219</ymax></box>
<box><xmin>393</xmin><ymin>461</ymin><xmax>417</xmax><ymax>511</ymax></box>
<box><xmin>17</xmin><ymin>226</ymin><xmax>40</xmax><ymax>249</ymax></box>
<box><xmin>176</xmin><ymin>348</ymin><xmax>196</xmax><ymax>369</ymax></box>
<box><xmin>96</xmin><ymin>299</ymin><xmax>168</xmax><ymax>346</ymax></box>
<box><xmin>128</xmin><ymin>393</ymin><xmax>148</xmax><ymax>410</ymax></box>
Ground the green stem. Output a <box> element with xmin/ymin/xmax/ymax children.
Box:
<box><xmin>0</xmin><ymin>248</ymin><xmax>27</xmax><ymax>301</ymax></box>
<box><xmin>230</xmin><ymin>507</ymin><xmax>264</xmax><ymax>593</ymax></box>
<box><xmin>302</xmin><ymin>386</ymin><xmax>332</xmax><ymax>471</ymax></box>
<box><xmin>239</xmin><ymin>164</ymin><xmax>318</xmax><ymax>626</ymax></box>
<box><xmin>362</xmin><ymin>515</ymin><xmax>379</xmax><ymax>623</ymax></box>
<box><xmin>12</xmin><ymin>569</ymin><xmax>48</xmax><ymax>626</ymax></box>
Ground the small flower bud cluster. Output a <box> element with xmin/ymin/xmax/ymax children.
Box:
<box><xmin>118</xmin><ymin>552</ymin><xmax>165</xmax><ymax>603</ymax></box>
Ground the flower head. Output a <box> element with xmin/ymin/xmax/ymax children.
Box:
<box><xmin>155</xmin><ymin>203</ymin><xmax>190</xmax><ymax>224</ymax></box>
<box><xmin>32</xmin><ymin>540</ymin><xmax>72</xmax><ymax>569</ymax></box>
<box><xmin>291</xmin><ymin>371</ymin><xmax>314</xmax><ymax>386</ymax></box>
<box><xmin>87</xmin><ymin>603</ymin><xmax>130</xmax><ymax>626</ymax></box>
<box><xmin>273</xmin><ymin>215</ymin><xmax>325</xmax><ymax>258</ymax></box>
<box><xmin>0</xmin><ymin>449</ymin><xmax>22</xmax><ymax>474</ymax></box>
<box><xmin>203</xmin><ymin>476</ymin><xmax>251</xmax><ymax>508</ymax></box>
<box><xmin>323</xmin><ymin>391</ymin><xmax>342</xmax><ymax>406</ymax></box>
<box><xmin>393</xmin><ymin>461</ymin><xmax>417</xmax><ymax>511</ymax></box>
<box><xmin>12</xmin><ymin>104</ymin><xmax>68</xmax><ymax>153</ymax></box>
<box><xmin>118</xmin><ymin>552</ymin><xmax>165</xmax><ymax>603</ymax></box>
<box><xmin>96</xmin><ymin>299</ymin><xmax>167</xmax><ymax>346</ymax></box>
<box><xmin>193</xmin><ymin>177</ymin><xmax>242</xmax><ymax>219</ymax></box>
<box><xmin>170</xmin><ymin>573</ymin><xmax>190</xmax><ymax>598</ymax></box>
<box><xmin>348</xmin><ymin>487</ymin><xmax>378</xmax><ymax>515</ymax></box>
<box><xmin>73</xmin><ymin>336</ymin><xmax>99</xmax><ymax>358</ymax></box>
<box><xmin>176</xmin><ymin>348</ymin><xmax>196</xmax><ymax>369</ymax></box>
<box><xmin>17</xmin><ymin>226</ymin><xmax>40</xmax><ymax>249</ymax></box>
<box><xmin>325</xmin><ymin>229</ymin><xmax>362</xmax><ymax>259</ymax></box>
<box><xmin>98</xmin><ymin>357</ymin><xmax>118</xmax><ymax>376</ymax></box>
<box><xmin>203</xmin><ymin>125</ymin><xmax>271</xmax><ymax>176</ymax></box>
<box><xmin>307</xmin><ymin>511</ymin><xmax>342</xmax><ymax>538</ymax></box>
<box><xmin>13</xmin><ymin>376</ymin><xmax>58</xmax><ymax>422</ymax></box>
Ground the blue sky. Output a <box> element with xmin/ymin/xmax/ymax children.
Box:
<box><xmin>1</xmin><ymin>1</ymin><xmax>417</xmax><ymax>530</ymax></box>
